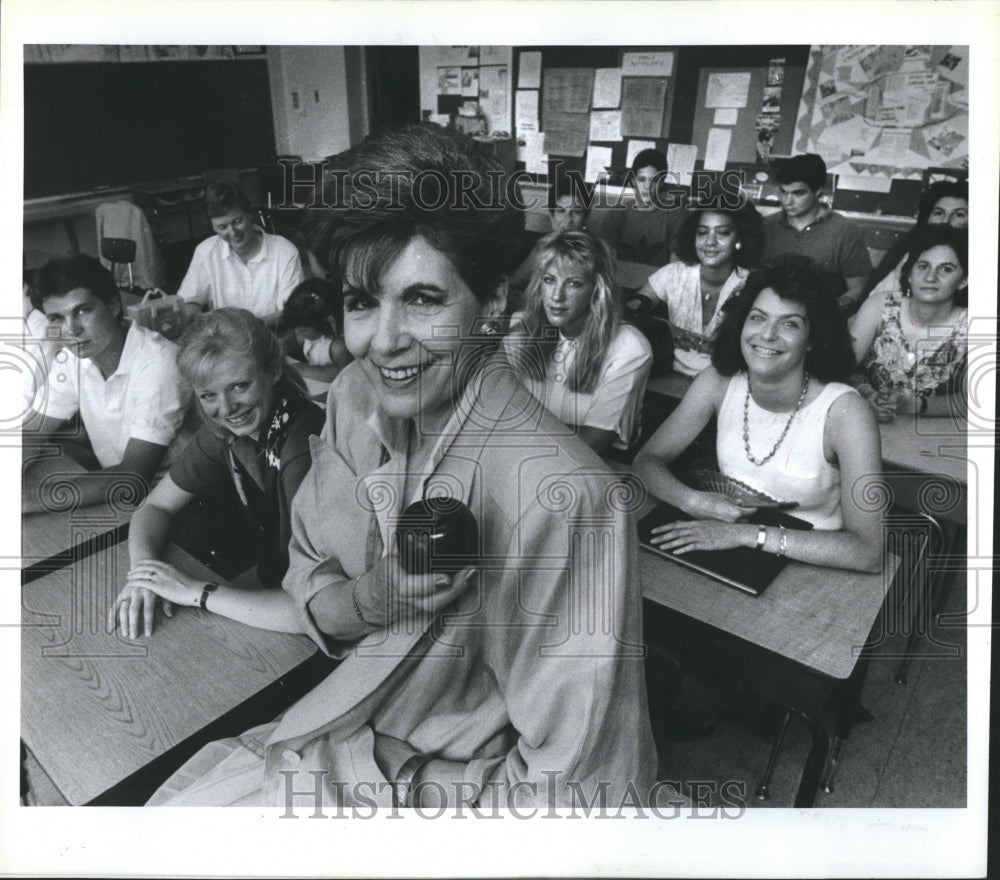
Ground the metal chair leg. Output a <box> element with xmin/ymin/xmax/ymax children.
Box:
<box><xmin>893</xmin><ymin>513</ymin><xmax>945</xmax><ymax>685</ymax></box>
<box><xmin>755</xmin><ymin>709</ymin><xmax>791</xmax><ymax>801</ymax></box>
<box><xmin>821</xmin><ymin>735</ymin><xmax>844</xmax><ymax>794</ymax></box>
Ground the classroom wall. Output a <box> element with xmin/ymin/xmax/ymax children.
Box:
<box><xmin>267</xmin><ymin>46</ymin><xmax>356</xmax><ymax>160</ymax></box>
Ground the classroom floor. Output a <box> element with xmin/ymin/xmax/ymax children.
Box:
<box><xmin>651</xmin><ymin>573</ymin><xmax>968</xmax><ymax>809</ymax></box>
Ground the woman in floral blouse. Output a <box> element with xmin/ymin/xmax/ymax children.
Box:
<box><xmin>850</xmin><ymin>225</ymin><xmax>967</xmax><ymax>422</ymax></box>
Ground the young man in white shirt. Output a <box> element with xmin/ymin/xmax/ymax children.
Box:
<box><xmin>23</xmin><ymin>256</ymin><xmax>188</xmax><ymax>513</ymax></box>
<box><xmin>177</xmin><ymin>182</ymin><xmax>303</xmax><ymax>327</ymax></box>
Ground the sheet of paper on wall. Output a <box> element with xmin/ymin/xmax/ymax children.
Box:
<box><xmin>542</xmin><ymin>111</ymin><xmax>590</xmax><ymax>157</ymax></box>
<box><xmin>438</xmin><ymin>67</ymin><xmax>461</xmax><ymax>96</ymax></box>
<box><xmin>589</xmin><ymin>110</ymin><xmax>622</xmax><ymax>142</ymax></box>
<box><xmin>593</xmin><ymin>68</ymin><xmax>623</xmax><ymax>108</ymax></box>
<box><xmin>620</xmin><ymin>77</ymin><xmax>668</xmax><ymax>137</ymax></box>
<box><xmin>479</xmin><ymin>65</ymin><xmax>510</xmax><ymax>133</ymax></box>
<box><xmin>458</xmin><ymin>101</ymin><xmax>479</xmax><ymax>118</ymax></box>
<box><xmin>461</xmin><ymin>67</ymin><xmax>480</xmax><ymax>98</ymax></box>
<box><xmin>518</xmin><ymin>51</ymin><xmax>542</xmax><ymax>89</ymax></box>
<box><xmin>516</xmin><ymin>90</ymin><xmax>539</xmax><ymax>132</ymax></box>
<box><xmin>936</xmin><ymin>49</ymin><xmax>967</xmax><ymax>87</ymax></box>
<box><xmin>666</xmin><ymin>143</ymin><xmax>698</xmax><ymax>176</ymax></box>
<box><xmin>479</xmin><ymin>46</ymin><xmax>509</xmax><ymax>65</ymax></box>
<box><xmin>622</xmin><ymin>51</ymin><xmax>674</xmax><ymax>78</ymax></box>
<box><xmin>543</xmin><ymin>68</ymin><xmax>595</xmax><ymax>117</ymax></box>
<box><xmin>585</xmin><ymin>146</ymin><xmax>614</xmax><ymax>183</ymax></box>
<box><xmin>705</xmin><ymin>72</ymin><xmax>751</xmax><ymax>108</ymax></box>
<box><xmin>517</xmin><ymin>131</ymin><xmax>548</xmax><ymax>174</ymax></box>
<box><xmin>921</xmin><ymin>114</ymin><xmax>968</xmax><ymax>165</ymax></box>
<box><xmin>703</xmin><ymin>128</ymin><xmax>732</xmax><ymax>171</ymax></box>
<box><xmin>713</xmin><ymin>108</ymin><xmax>739</xmax><ymax>126</ymax></box>
<box><xmin>626</xmin><ymin>139</ymin><xmax>656</xmax><ymax>169</ymax></box>
<box><xmin>435</xmin><ymin>46</ymin><xmax>479</xmax><ymax>68</ymax></box>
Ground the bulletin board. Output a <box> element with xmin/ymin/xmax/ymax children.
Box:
<box><xmin>421</xmin><ymin>45</ymin><xmax>513</xmax><ymax>136</ymax></box>
<box><xmin>511</xmin><ymin>46</ymin><xmax>678</xmax><ymax>185</ymax></box>
<box><xmin>793</xmin><ymin>45</ymin><xmax>969</xmax><ymax>179</ymax></box>
<box><xmin>691</xmin><ymin>62</ymin><xmax>806</xmax><ymax>165</ymax></box>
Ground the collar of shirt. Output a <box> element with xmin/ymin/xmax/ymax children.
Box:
<box><xmin>777</xmin><ymin>204</ymin><xmax>831</xmax><ymax>232</ymax></box>
<box><xmin>74</xmin><ymin>320</ymin><xmax>141</xmax><ymax>383</ymax></box>
<box><xmin>219</xmin><ymin>226</ymin><xmax>268</xmax><ymax>264</ymax></box>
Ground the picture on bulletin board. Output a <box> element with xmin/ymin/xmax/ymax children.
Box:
<box><xmin>794</xmin><ymin>44</ymin><xmax>969</xmax><ymax>178</ymax></box>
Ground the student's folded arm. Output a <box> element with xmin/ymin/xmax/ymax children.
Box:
<box><xmin>848</xmin><ymin>290</ymin><xmax>886</xmax><ymax>365</ymax></box>
<box><xmin>632</xmin><ymin>367</ymin><xmax>726</xmax><ymax>514</ymax></box>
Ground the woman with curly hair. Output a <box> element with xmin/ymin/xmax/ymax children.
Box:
<box><xmin>634</xmin><ymin>255</ymin><xmax>882</xmax><ymax>571</ymax></box>
<box><xmin>631</xmin><ymin>199</ymin><xmax>764</xmax><ymax>377</ymax></box>
<box><xmin>850</xmin><ymin>224</ymin><xmax>968</xmax><ymax>421</ymax></box>
<box><xmin>505</xmin><ymin>229</ymin><xmax>652</xmax><ymax>454</ymax></box>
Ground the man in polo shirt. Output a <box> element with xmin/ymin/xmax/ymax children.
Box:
<box><xmin>177</xmin><ymin>182</ymin><xmax>303</xmax><ymax>327</ymax></box>
<box><xmin>763</xmin><ymin>153</ymin><xmax>872</xmax><ymax>312</ymax></box>
<box><xmin>23</xmin><ymin>256</ymin><xmax>187</xmax><ymax>513</ymax></box>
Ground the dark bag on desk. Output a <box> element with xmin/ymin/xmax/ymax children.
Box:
<box><xmin>629</xmin><ymin>302</ymin><xmax>674</xmax><ymax>378</ymax></box>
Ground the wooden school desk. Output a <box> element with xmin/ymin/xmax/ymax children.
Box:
<box><xmin>640</xmin><ymin>546</ymin><xmax>899</xmax><ymax>807</ymax></box>
<box><xmin>21</xmin><ymin>540</ymin><xmax>324</xmax><ymax>805</ymax></box>
<box><xmin>21</xmin><ymin>450</ymin><xmax>138</xmax><ymax>582</ymax></box>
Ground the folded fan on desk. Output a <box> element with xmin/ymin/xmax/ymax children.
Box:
<box><xmin>691</xmin><ymin>469</ymin><xmax>783</xmax><ymax>507</ymax></box>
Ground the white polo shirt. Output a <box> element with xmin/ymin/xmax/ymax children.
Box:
<box><xmin>33</xmin><ymin>323</ymin><xmax>187</xmax><ymax>468</ymax></box>
<box><xmin>177</xmin><ymin>228</ymin><xmax>304</xmax><ymax>317</ymax></box>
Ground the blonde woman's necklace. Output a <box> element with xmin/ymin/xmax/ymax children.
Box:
<box><xmin>743</xmin><ymin>374</ymin><xmax>810</xmax><ymax>466</ymax></box>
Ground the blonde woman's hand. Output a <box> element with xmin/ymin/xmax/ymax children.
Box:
<box><xmin>108</xmin><ymin>582</ymin><xmax>174</xmax><ymax>639</ymax></box>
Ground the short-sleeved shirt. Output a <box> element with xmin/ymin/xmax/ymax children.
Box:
<box><xmin>169</xmin><ymin>386</ymin><xmax>325</xmax><ymax>587</ymax></box>
<box><xmin>34</xmin><ymin>322</ymin><xmax>187</xmax><ymax>468</ymax></box>
<box><xmin>763</xmin><ymin>209</ymin><xmax>872</xmax><ymax>296</ymax></box>
<box><xmin>177</xmin><ymin>228</ymin><xmax>304</xmax><ymax>318</ymax></box>
<box><xmin>506</xmin><ymin>321</ymin><xmax>652</xmax><ymax>449</ymax></box>
<box><xmin>605</xmin><ymin>203</ymin><xmax>689</xmax><ymax>266</ymax></box>
<box><xmin>645</xmin><ymin>262</ymin><xmax>748</xmax><ymax>377</ymax></box>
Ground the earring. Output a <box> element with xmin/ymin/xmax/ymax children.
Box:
<box><xmin>735</xmin><ymin>242</ymin><xmax>742</xmax><ymax>250</ymax></box>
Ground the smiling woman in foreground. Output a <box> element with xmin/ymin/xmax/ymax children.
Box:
<box><xmin>633</xmin><ymin>255</ymin><xmax>883</xmax><ymax>572</ymax></box>
<box><xmin>147</xmin><ymin>123</ymin><xmax>655</xmax><ymax>809</ymax></box>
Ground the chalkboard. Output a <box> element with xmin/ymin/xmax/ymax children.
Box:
<box><xmin>24</xmin><ymin>60</ymin><xmax>276</xmax><ymax>199</ymax></box>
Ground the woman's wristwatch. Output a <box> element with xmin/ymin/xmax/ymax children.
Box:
<box><xmin>198</xmin><ymin>581</ymin><xmax>220</xmax><ymax>610</ymax></box>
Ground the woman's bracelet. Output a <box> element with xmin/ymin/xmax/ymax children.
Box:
<box><xmin>351</xmin><ymin>575</ymin><xmax>377</xmax><ymax>629</ymax></box>
<box><xmin>777</xmin><ymin>524</ymin><xmax>788</xmax><ymax>558</ymax></box>
<box><xmin>393</xmin><ymin>754</ymin><xmax>435</xmax><ymax>809</ymax></box>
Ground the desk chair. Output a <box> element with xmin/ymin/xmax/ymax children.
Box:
<box><xmin>753</xmin><ymin>513</ymin><xmax>939</xmax><ymax>802</ymax></box>
<box><xmin>100</xmin><ymin>236</ymin><xmax>141</xmax><ymax>295</ymax></box>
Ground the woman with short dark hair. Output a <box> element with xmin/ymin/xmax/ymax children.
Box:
<box><xmin>634</xmin><ymin>255</ymin><xmax>883</xmax><ymax>572</ymax></box>
<box><xmin>145</xmin><ymin>123</ymin><xmax>655</xmax><ymax>809</ymax></box>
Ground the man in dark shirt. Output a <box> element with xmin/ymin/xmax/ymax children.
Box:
<box><xmin>763</xmin><ymin>153</ymin><xmax>872</xmax><ymax>311</ymax></box>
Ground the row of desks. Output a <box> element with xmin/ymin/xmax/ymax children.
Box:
<box><xmin>19</xmin><ymin>382</ymin><xmax>969</xmax><ymax>806</ymax></box>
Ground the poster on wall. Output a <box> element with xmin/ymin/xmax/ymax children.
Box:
<box><xmin>794</xmin><ymin>44</ymin><xmax>969</xmax><ymax>177</ymax></box>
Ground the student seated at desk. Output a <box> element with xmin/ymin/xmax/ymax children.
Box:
<box><xmin>505</xmin><ymin>230</ymin><xmax>652</xmax><ymax>455</ymax></box>
<box><xmin>762</xmin><ymin>154</ymin><xmax>872</xmax><ymax>314</ymax></box>
<box><xmin>279</xmin><ymin>278</ymin><xmax>353</xmax><ymax>386</ymax></box>
<box><xmin>507</xmin><ymin>180</ymin><xmax>592</xmax><ymax>307</ymax></box>
<box><xmin>600</xmin><ymin>148</ymin><xmax>688</xmax><ymax>266</ymax></box>
<box><xmin>111</xmin><ymin>308</ymin><xmax>325</xmax><ymax>639</ymax></box>
<box><xmin>177</xmin><ymin>182</ymin><xmax>304</xmax><ymax>327</ymax></box>
<box><xmin>630</xmin><ymin>198</ymin><xmax>764</xmax><ymax>377</ymax></box>
<box><xmin>850</xmin><ymin>225</ymin><xmax>968</xmax><ymax>422</ymax></box>
<box><xmin>23</xmin><ymin>256</ymin><xmax>187</xmax><ymax>513</ymax></box>
<box><xmin>862</xmin><ymin>179</ymin><xmax>968</xmax><ymax>302</ymax></box>
<box><xmin>634</xmin><ymin>256</ymin><xmax>882</xmax><ymax>572</ymax></box>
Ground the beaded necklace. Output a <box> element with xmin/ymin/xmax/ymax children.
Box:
<box><xmin>743</xmin><ymin>373</ymin><xmax>810</xmax><ymax>466</ymax></box>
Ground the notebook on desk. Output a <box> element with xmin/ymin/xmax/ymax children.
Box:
<box><xmin>637</xmin><ymin>502</ymin><xmax>814</xmax><ymax>596</ymax></box>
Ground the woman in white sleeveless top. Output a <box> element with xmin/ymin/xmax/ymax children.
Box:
<box><xmin>634</xmin><ymin>255</ymin><xmax>883</xmax><ymax>572</ymax></box>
